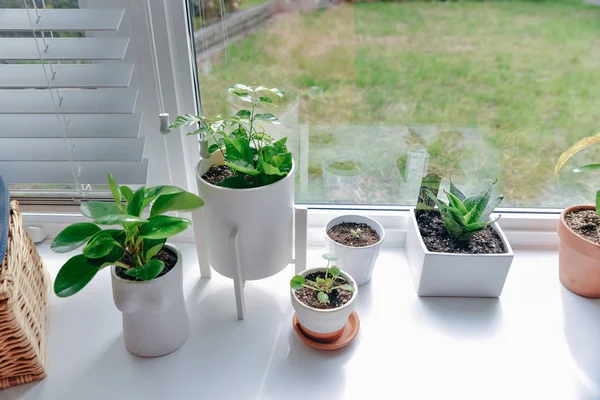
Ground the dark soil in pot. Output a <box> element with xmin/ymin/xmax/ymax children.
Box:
<box><xmin>415</xmin><ymin>210</ymin><xmax>506</xmax><ymax>254</ymax></box>
<box><xmin>115</xmin><ymin>246</ymin><xmax>178</xmax><ymax>281</ymax></box>
<box><xmin>202</xmin><ymin>164</ymin><xmax>236</xmax><ymax>185</ymax></box>
<box><xmin>565</xmin><ymin>209</ymin><xmax>600</xmax><ymax>244</ymax></box>
<box><xmin>295</xmin><ymin>271</ymin><xmax>354</xmax><ymax>310</ymax></box>
<box><xmin>327</xmin><ymin>222</ymin><xmax>380</xmax><ymax>247</ymax></box>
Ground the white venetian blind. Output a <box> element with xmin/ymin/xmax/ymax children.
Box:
<box><xmin>0</xmin><ymin>3</ymin><xmax>148</xmax><ymax>193</ymax></box>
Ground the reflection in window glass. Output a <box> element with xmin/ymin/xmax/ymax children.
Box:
<box><xmin>190</xmin><ymin>0</ymin><xmax>600</xmax><ymax>207</ymax></box>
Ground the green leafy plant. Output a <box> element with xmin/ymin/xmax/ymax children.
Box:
<box><xmin>555</xmin><ymin>132</ymin><xmax>600</xmax><ymax>216</ymax></box>
<box><xmin>290</xmin><ymin>253</ymin><xmax>355</xmax><ymax>304</ymax></box>
<box><xmin>51</xmin><ymin>173</ymin><xmax>204</xmax><ymax>297</ymax></box>
<box><xmin>425</xmin><ymin>179</ymin><xmax>504</xmax><ymax>241</ymax></box>
<box><xmin>350</xmin><ymin>228</ymin><xmax>362</xmax><ymax>239</ymax></box>
<box><xmin>170</xmin><ymin>84</ymin><xmax>292</xmax><ymax>189</ymax></box>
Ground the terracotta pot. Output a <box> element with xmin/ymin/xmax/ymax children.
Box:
<box><xmin>558</xmin><ymin>205</ymin><xmax>600</xmax><ymax>298</ymax></box>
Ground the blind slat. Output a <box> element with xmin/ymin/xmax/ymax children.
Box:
<box><xmin>0</xmin><ymin>9</ymin><xmax>124</xmax><ymax>31</ymax></box>
<box><xmin>0</xmin><ymin>114</ymin><xmax>142</xmax><ymax>138</ymax></box>
<box><xmin>0</xmin><ymin>160</ymin><xmax>149</xmax><ymax>185</ymax></box>
<box><xmin>0</xmin><ymin>38</ymin><xmax>129</xmax><ymax>61</ymax></box>
<box><xmin>0</xmin><ymin>138</ymin><xmax>145</xmax><ymax>161</ymax></box>
<box><xmin>0</xmin><ymin>64</ymin><xmax>134</xmax><ymax>89</ymax></box>
<box><xmin>0</xmin><ymin>89</ymin><xmax>138</xmax><ymax>114</ymax></box>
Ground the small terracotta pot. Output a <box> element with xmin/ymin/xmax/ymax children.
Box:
<box><xmin>558</xmin><ymin>205</ymin><xmax>600</xmax><ymax>298</ymax></box>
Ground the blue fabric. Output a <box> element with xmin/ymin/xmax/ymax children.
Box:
<box><xmin>0</xmin><ymin>175</ymin><xmax>9</xmax><ymax>266</ymax></box>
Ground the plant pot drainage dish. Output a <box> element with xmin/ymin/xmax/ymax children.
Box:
<box><xmin>170</xmin><ymin>84</ymin><xmax>294</xmax><ymax>283</ymax></box>
<box><xmin>51</xmin><ymin>173</ymin><xmax>204</xmax><ymax>357</ymax></box>
<box><xmin>325</xmin><ymin>215</ymin><xmax>385</xmax><ymax>286</ymax></box>
<box><xmin>405</xmin><ymin>178</ymin><xmax>514</xmax><ymax>297</ymax></box>
<box><xmin>290</xmin><ymin>254</ymin><xmax>359</xmax><ymax>350</ymax></box>
<box><xmin>555</xmin><ymin>132</ymin><xmax>600</xmax><ymax>298</ymax></box>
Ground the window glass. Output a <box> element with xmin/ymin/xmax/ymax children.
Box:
<box><xmin>189</xmin><ymin>0</ymin><xmax>600</xmax><ymax>207</ymax></box>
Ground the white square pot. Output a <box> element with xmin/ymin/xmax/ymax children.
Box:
<box><xmin>405</xmin><ymin>209</ymin><xmax>514</xmax><ymax>297</ymax></box>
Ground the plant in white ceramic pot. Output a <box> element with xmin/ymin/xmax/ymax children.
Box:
<box><xmin>51</xmin><ymin>173</ymin><xmax>203</xmax><ymax>357</ymax></box>
<box><xmin>405</xmin><ymin>179</ymin><xmax>514</xmax><ymax>297</ymax></box>
<box><xmin>290</xmin><ymin>254</ymin><xmax>359</xmax><ymax>348</ymax></box>
<box><xmin>324</xmin><ymin>215</ymin><xmax>385</xmax><ymax>286</ymax></box>
<box><xmin>170</xmin><ymin>84</ymin><xmax>295</xmax><ymax>289</ymax></box>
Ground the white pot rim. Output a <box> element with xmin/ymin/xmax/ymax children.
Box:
<box><xmin>325</xmin><ymin>215</ymin><xmax>385</xmax><ymax>249</ymax></box>
<box><xmin>196</xmin><ymin>156</ymin><xmax>295</xmax><ymax>192</ymax></box>
<box><xmin>291</xmin><ymin>267</ymin><xmax>358</xmax><ymax>313</ymax></box>
<box><xmin>111</xmin><ymin>243</ymin><xmax>181</xmax><ymax>285</ymax></box>
<box><xmin>410</xmin><ymin>208</ymin><xmax>514</xmax><ymax>257</ymax></box>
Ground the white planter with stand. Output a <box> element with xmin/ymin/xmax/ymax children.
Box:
<box><xmin>405</xmin><ymin>209</ymin><xmax>514</xmax><ymax>297</ymax></box>
<box><xmin>291</xmin><ymin>267</ymin><xmax>358</xmax><ymax>334</ymax></box>
<box><xmin>111</xmin><ymin>244</ymin><xmax>189</xmax><ymax>357</ymax></box>
<box><xmin>325</xmin><ymin>215</ymin><xmax>385</xmax><ymax>286</ymax></box>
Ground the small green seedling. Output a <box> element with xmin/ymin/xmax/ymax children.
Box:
<box><xmin>350</xmin><ymin>228</ymin><xmax>362</xmax><ymax>239</ymax></box>
<box><xmin>290</xmin><ymin>253</ymin><xmax>355</xmax><ymax>304</ymax></box>
<box><xmin>425</xmin><ymin>179</ymin><xmax>503</xmax><ymax>241</ymax></box>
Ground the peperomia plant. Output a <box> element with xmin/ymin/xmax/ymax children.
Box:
<box><xmin>51</xmin><ymin>173</ymin><xmax>204</xmax><ymax>297</ymax></box>
<box><xmin>290</xmin><ymin>253</ymin><xmax>355</xmax><ymax>304</ymax></box>
<box><xmin>555</xmin><ymin>132</ymin><xmax>600</xmax><ymax>216</ymax></box>
<box><xmin>169</xmin><ymin>84</ymin><xmax>293</xmax><ymax>189</ymax></box>
<box><xmin>425</xmin><ymin>179</ymin><xmax>504</xmax><ymax>241</ymax></box>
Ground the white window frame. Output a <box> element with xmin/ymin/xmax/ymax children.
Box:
<box><xmin>21</xmin><ymin>0</ymin><xmax>563</xmax><ymax>251</ymax></box>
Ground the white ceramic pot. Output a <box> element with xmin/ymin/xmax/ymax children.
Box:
<box><xmin>291</xmin><ymin>267</ymin><xmax>358</xmax><ymax>335</ymax></box>
<box><xmin>322</xmin><ymin>158</ymin><xmax>364</xmax><ymax>202</ymax></box>
<box><xmin>405</xmin><ymin>209</ymin><xmax>514</xmax><ymax>297</ymax></box>
<box><xmin>196</xmin><ymin>151</ymin><xmax>294</xmax><ymax>280</ymax></box>
<box><xmin>111</xmin><ymin>244</ymin><xmax>189</xmax><ymax>357</ymax></box>
<box><xmin>325</xmin><ymin>215</ymin><xmax>385</xmax><ymax>286</ymax></box>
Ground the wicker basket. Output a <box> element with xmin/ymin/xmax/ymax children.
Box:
<box><xmin>0</xmin><ymin>201</ymin><xmax>50</xmax><ymax>389</ymax></box>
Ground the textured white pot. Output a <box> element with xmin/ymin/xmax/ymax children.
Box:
<box><xmin>111</xmin><ymin>244</ymin><xmax>190</xmax><ymax>357</ymax></box>
<box><xmin>196</xmin><ymin>151</ymin><xmax>294</xmax><ymax>280</ymax></box>
<box><xmin>325</xmin><ymin>215</ymin><xmax>385</xmax><ymax>286</ymax></box>
<box><xmin>405</xmin><ymin>209</ymin><xmax>514</xmax><ymax>297</ymax></box>
<box><xmin>291</xmin><ymin>268</ymin><xmax>358</xmax><ymax>334</ymax></box>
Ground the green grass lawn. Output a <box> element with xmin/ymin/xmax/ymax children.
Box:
<box><xmin>197</xmin><ymin>0</ymin><xmax>600</xmax><ymax>206</ymax></box>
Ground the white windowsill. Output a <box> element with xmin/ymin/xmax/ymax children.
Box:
<box><xmin>3</xmin><ymin>242</ymin><xmax>598</xmax><ymax>400</ymax></box>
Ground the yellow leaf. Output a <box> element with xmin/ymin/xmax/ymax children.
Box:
<box><xmin>554</xmin><ymin>133</ymin><xmax>600</xmax><ymax>180</ymax></box>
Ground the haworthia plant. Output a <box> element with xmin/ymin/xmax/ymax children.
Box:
<box><xmin>425</xmin><ymin>179</ymin><xmax>504</xmax><ymax>241</ymax></box>
<box><xmin>51</xmin><ymin>173</ymin><xmax>204</xmax><ymax>297</ymax></box>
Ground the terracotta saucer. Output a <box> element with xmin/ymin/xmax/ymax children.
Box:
<box><xmin>292</xmin><ymin>311</ymin><xmax>360</xmax><ymax>351</ymax></box>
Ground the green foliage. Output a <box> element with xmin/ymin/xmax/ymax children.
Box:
<box><xmin>555</xmin><ymin>132</ymin><xmax>600</xmax><ymax>216</ymax></box>
<box><xmin>51</xmin><ymin>173</ymin><xmax>204</xmax><ymax>297</ymax></box>
<box><xmin>350</xmin><ymin>228</ymin><xmax>362</xmax><ymax>239</ymax></box>
<box><xmin>290</xmin><ymin>254</ymin><xmax>355</xmax><ymax>305</ymax></box>
<box><xmin>170</xmin><ymin>84</ymin><xmax>293</xmax><ymax>189</ymax></box>
<box><xmin>425</xmin><ymin>179</ymin><xmax>503</xmax><ymax>241</ymax></box>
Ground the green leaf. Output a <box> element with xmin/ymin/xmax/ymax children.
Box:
<box><xmin>322</xmin><ymin>253</ymin><xmax>338</xmax><ymax>261</ymax></box>
<box><xmin>54</xmin><ymin>254</ymin><xmax>103</xmax><ymax>297</ymax></box>
<box><xmin>82</xmin><ymin>231</ymin><xmax>117</xmax><ymax>259</ymax></box>
<box><xmin>464</xmin><ymin>218</ymin><xmax>498</xmax><ymax>232</ymax></box>
<box><xmin>145</xmin><ymin>185</ymin><xmax>185</xmax><ymax>199</ymax></box>
<box><xmin>224</xmin><ymin>135</ymin><xmax>253</xmax><ymax>162</ymax></box>
<box><xmin>555</xmin><ymin>133</ymin><xmax>600</xmax><ymax>179</ymax></box>
<box><xmin>425</xmin><ymin>190</ymin><xmax>447</xmax><ymax>211</ymax></box>
<box><xmin>107</xmin><ymin>172</ymin><xmax>121</xmax><ymax>206</ymax></box>
<box><xmin>255</xmin><ymin>113</ymin><xmax>281</xmax><ymax>125</ymax></box>
<box><xmin>464</xmin><ymin>182</ymin><xmax>495</xmax><ymax>224</ymax></box>
<box><xmin>290</xmin><ymin>275</ymin><xmax>305</xmax><ymax>290</ymax></box>
<box><xmin>573</xmin><ymin>164</ymin><xmax>600</xmax><ymax>173</ymax></box>
<box><xmin>124</xmin><ymin>259</ymin><xmax>165</xmax><ymax>281</ymax></box>
<box><xmin>150</xmin><ymin>192</ymin><xmax>204</xmax><ymax>217</ymax></box>
<box><xmin>340</xmin><ymin>284</ymin><xmax>355</xmax><ymax>292</ymax></box>
<box><xmin>189</xmin><ymin>127</ymin><xmax>208</xmax><ymax>136</ymax></box>
<box><xmin>449</xmin><ymin>178</ymin><xmax>466</xmax><ymax>201</ymax></box>
<box><xmin>208</xmin><ymin>144</ymin><xmax>220</xmax><ymax>153</ymax></box>
<box><xmin>217</xmin><ymin>175</ymin><xmax>259</xmax><ymax>189</ymax></box>
<box><xmin>94</xmin><ymin>214</ymin><xmax>147</xmax><ymax>225</ymax></box>
<box><xmin>225</xmin><ymin>160</ymin><xmax>260</xmax><ymax>176</ymax></box>
<box><xmin>482</xmin><ymin>196</ymin><xmax>504</xmax><ymax>221</ymax></box>
<box><xmin>127</xmin><ymin>186</ymin><xmax>146</xmax><ymax>217</ymax></box>
<box><xmin>228</xmin><ymin>83</ymin><xmax>253</xmax><ymax>92</ymax></box>
<box><xmin>255</xmin><ymin>86</ymin><xmax>284</xmax><ymax>97</ymax></box>
<box><xmin>80</xmin><ymin>201</ymin><xmax>121</xmax><ymax>220</ymax></box>
<box><xmin>330</xmin><ymin>266</ymin><xmax>341</xmax><ymax>278</ymax></box>
<box><xmin>138</xmin><ymin>216</ymin><xmax>192</xmax><ymax>239</ymax></box>
<box><xmin>169</xmin><ymin>113</ymin><xmax>201</xmax><ymax>128</ymax></box>
<box><xmin>258</xmin><ymin>96</ymin><xmax>275</xmax><ymax>106</ymax></box>
<box><xmin>120</xmin><ymin>186</ymin><xmax>134</xmax><ymax>202</ymax></box>
<box><xmin>445</xmin><ymin>191</ymin><xmax>467</xmax><ymax>215</ymax></box>
<box><xmin>103</xmin><ymin>229</ymin><xmax>127</xmax><ymax>246</ymax></box>
<box><xmin>316</xmin><ymin>277</ymin><xmax>325</xmax><ymax>284</ymax></box>
<box><xmin>235</xmin><ymin>109</ymin><xmax>251</xmax><ymax>119</ymax></box>
<box><xmin>317</xmin><ymin>291</ymin><xmax>329</xmax><ymax>303</ymax></box>
<box><xmin>51</xmin><ymin>223</ymin><xmax>101</xmax><ymax>253</ymax></box>
<box><xmin>230</xmin><ymin>91</ymin><xmax>253</xmax><ymax>103</ymax></box>
<box><xmin>446</xmin><ymin>206</ymin><xmax>467</xmax><ymax>226</ymax></box>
